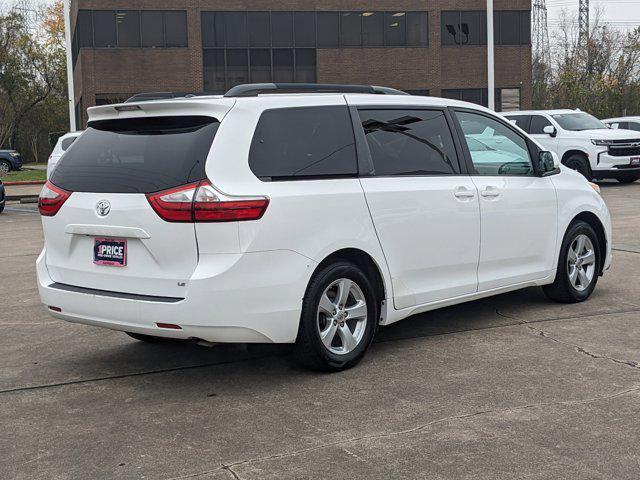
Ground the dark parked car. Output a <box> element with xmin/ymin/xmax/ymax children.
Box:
<box><xmin>0</xmin><ymin>150</ymin><xmax>23</xmax><ymax>173</ymax></box>
<box><xmin>0</xmin><ymin>179</ymin><xmax>5</xmax><ymax>214</ymax></box>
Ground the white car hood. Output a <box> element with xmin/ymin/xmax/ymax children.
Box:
<box><xmin>570</xmin><ymin>128</ymin><xmax>640</xmax><ymax>140</ymax></box>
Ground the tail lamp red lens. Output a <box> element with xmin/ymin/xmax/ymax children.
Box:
<box><xmin>146</xmin><ymin>180</ymin><xmax>269</xmax><ymax>223</ymax></box>
<box><xmin>39</xmin><ymin>181</ymin><xmax>72</xmax><ymax>216</ymax></box>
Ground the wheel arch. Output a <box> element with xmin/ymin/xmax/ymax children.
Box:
<box><xmin>311</xmin><ymin>248</ymin><xmax>387</xmax><ymax>313</ymax></box>
<box><xmin>570</xmin><ymin>211</ymin><xmax>607</xmax><ymax>275</ymax></box>
<box><xmin>561</xmin><ymin>149</ymin><xmax>590</xmax><ymax>165</ymax></box>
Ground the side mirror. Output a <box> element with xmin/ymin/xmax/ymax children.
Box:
<box><xmin>543</xmin><ymin>125</ymin><xmax>557</xmax><ymax>137</ymax></box>
<box><xmin>539</xmin><ymin>151</ymin><xmax>560</xmax><ymax>175</ymax></box>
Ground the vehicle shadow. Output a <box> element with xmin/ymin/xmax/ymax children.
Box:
<box><xmin>27</xmin><ymin>278</ymin><xmax>623</xmax><ymax>391</ymax></box>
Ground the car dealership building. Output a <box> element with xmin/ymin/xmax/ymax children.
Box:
<box><xmin>70</xmin><ymin>0</ymin><xmax>532</xmax><ymax>128</ymax></box>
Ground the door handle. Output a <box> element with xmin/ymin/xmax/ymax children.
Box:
<box><xmin>481</xmin><ymin>186</ymin><xmax>500</xmax><ymax>198</ymax></box>
<box><xmin>454</xmin><ymin>186</ymin><xmax>476</xmax><ymax>199</ymax></box>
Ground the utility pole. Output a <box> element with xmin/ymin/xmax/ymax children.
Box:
<box><xmin>487</xmin><ymin>0</ymin><xmax>495</xmax><ymax>110</ymax></box>
<box><xmin>63</xmin><ymin>0</ymin><xmax>76</xmax><ymax>131</ymax></box>
<box><xmin>578</xmin><ymin>0</ymin><xmax>590</xmax><ymax>47</ymax></box>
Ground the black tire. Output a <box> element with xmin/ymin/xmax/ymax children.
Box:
<box><xmin>0</xmin><ymin>204</ymin><xmax>4</xmax><ymax>214</ymax></box>
<box><xmin>616</xmin><ymin>175</ymin><xmax>638</xmax><ymax>184</ymax></box>
<box><xmin>543</xmin><ymin>221</ymin><xmax>600</xmax><ymax>303</ymax></box>
<box><xmin>294</xmin><ymin>261</ymin><xmax>378</xmax><ymax>372</ymax></box>
<box><xmin>126</xmin><ymin>332</ymin><xmax>171</xmax><ymax>343</ymax></box>
<box><xmin>564</xmin><ymin>154</ymin><xmax>592</xmax><ymax>180</ymax></box>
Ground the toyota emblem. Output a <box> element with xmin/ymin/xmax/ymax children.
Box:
<box><xmin>96</xmin><ymin>200</ymin><xmax>111</xmax><ymax>217</ymax></box>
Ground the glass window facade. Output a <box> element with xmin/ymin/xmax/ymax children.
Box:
<box><xmin>72</xmin><ymin>9</ymin><xmax>188</xmax><ymax>64</ymax></box>
<box><xmin>202</xmin><ymin>11</ymin><xmax>429</xmax><ymax>49</ymax></box>
<box><xmin>441</xmin><ymin>11</ymin><xmax>530</xmax><ymax>46</ymax></box>
<box><xmin>201</xmin><ymin>10</ymin><xmax>429</xmax><ymax>92</ymax></box>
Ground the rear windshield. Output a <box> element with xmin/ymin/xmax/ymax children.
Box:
<box><xmin>50</xmin><ymin>116</ymin><xmax>219</xmax><ymax>193</ymax></box>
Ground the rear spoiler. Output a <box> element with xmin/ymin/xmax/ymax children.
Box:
<box><xmin>86</xmin><ymin>98</ymin><xmax>236</xmax><ymax>124</ymax></box>
<box><xmin>124</xmin><ymin>92</ymin><xmax>220</xmax><ymax>103</ymax></box>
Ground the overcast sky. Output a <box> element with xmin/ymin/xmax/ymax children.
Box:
<box><xmin>547</xmin><ymin>0</ymin><xmax>640</xmax><ymax>31</ymax></box>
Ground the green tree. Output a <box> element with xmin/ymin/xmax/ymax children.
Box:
<box><xmin>534</xmin><ymin>12</ymin><xmax>640</xmax><ymax>119</ymax></box>
<box><xmin>0</xmin><ymin>1</ymin><xmax>68</xmax><ymax>162</ymax></box>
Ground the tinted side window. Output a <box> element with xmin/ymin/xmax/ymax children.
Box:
<box><xmin>506</xmin><ymin>115</ymin><xmax>530</xmax><ymax>132</ymax></box>
<box><xmin>456</xmin><ymin>111</ymin><xmax>534</xmax><ymax>176</ymax></box>
<box><xmin>629</xmin><ymin>122</ymin><xmax>640</xmax><ymax>132</ymax></box>
<box><xmin>358</xmin><ymin>109</ymin><xmax>459</xmax><ymax>176</ymax></box>
<box><xmin>249</xmin><ymin>106</ymin><xmax>357</xmax><ymax>180</ymax></box>
<box><xmin>529</xmin><ymin>115</ymin><xmax>553</xmax><ymax>134</ymax></box>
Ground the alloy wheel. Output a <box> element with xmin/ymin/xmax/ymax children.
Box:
<box><xmin>316</xmin><ymin>278</ymin><xmax>368</xmax><ymax>355</ymax></box>
<box><xmin>567</xmin><ymin>234</ymin><xmax>596</xmax><ymax>292</ymax></box>
<box><xmin>0</xmin><ymin>162</ymin><xmax>9</xmax><ymax>174</ymax></box>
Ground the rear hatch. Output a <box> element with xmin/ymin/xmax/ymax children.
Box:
<box><xmin>43</xmin><ymin>99</ymin><xmax>235</xmax><ymax>298</ymax></box>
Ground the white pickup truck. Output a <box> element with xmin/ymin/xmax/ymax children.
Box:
<box><xmin>503</xmin><ymin>109</ymin><xmax>640</xmax><ymax>184</ymax></box>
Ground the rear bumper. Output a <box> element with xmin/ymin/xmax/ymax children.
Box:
<box><xmin>37</xmin><ymin>248</ymin><xmax>316</xmax><ymax>343</ymax></box>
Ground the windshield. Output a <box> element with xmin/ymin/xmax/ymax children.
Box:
<box><xmin>551</xmin><ymin>112</ymin><xmax>607</xmax><ymax>131</ymax></box>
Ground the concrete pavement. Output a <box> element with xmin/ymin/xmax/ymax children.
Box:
<box><xmin>1</xmin><ymin>182</ymin><xmax>640</xmax><ymax>480</ymax></box>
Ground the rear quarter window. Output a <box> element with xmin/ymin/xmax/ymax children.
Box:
<box><xmin>249</xmin><ymin>106</ymin><xmax>357</xmax><ymax>180</ymax></box>
<box><xmin>50</xmin><ymin>116</ymin><xmax>219</xmax><ymax>194</ymax></box>
<box><xmin>61</xmin><ymin>137</ymin><xmax>77</xmax><ymax>151</ymax></box>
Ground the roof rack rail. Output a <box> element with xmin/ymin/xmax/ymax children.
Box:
<box><xmin>223</xmin><ymin>83</ymin><xmax>408</xmax><ymax>98</ymax></box>
<box><xmin>124</xmin><ymin>92</ymin><xmax>217</xmax><ymax>103</ymax></box>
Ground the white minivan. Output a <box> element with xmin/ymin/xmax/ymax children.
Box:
<box><xmin>37</xmin><ymin>84</ymin><xmax>612</xmax><ymax>371</ymax></box>
<box><xmin>47</xmin><ymin>131</ymin><xmax>83</xmax><ymax>179</ymax></box>
<box><xmin>503</xmin><ymin>109</ymin><xmax>640</xmax><ymax>183</ymax></box>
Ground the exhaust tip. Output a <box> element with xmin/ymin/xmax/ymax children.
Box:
<box><xmin>48</xmin><ymin>306</ymin><xmax>62</xmax><ymax>312</ymax></box>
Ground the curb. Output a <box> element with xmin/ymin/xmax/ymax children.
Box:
<box><xmin>6</xmin><ymin>195</ymin><xmax>39</xmax><ymax>202</ymax></box>
<box><xmin>2</xmin><ymin>180</ymin><xmax>46</xmax><ymax>186</ymax></box>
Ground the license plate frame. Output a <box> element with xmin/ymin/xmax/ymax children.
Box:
<box><xmin>630</xmin><ymin>157</ymin><xmax>640</xmax><ymax>167</ymax></box>
<box><xmin>93</xmin><ymin>237</ymin><xmax>127</xmax><ymax>267</ymax></box>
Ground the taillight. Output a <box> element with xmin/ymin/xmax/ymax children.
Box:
<box><xmin>146</xmin><ymin>180</ymin><xmax>269</xmax><ymax>223</ymax></box>
<box><xmin>38</xmin><ymin>181</ymin><xmax>72</xmax><ymax>216</ymax></box>
<box><xmin>146</xmin><ymin>181</ymin><xmax>198</xmax><ymax>222</ymax></box>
